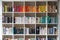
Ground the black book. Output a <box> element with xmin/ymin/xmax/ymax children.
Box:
<box><xmin>8</xmin><ymin>6</ymin><xmax>12</xmax><ymax>12</ymax></box>
<box><xmin>29</xmin><ymin>28</ymin><xmax>35</xmax><ymax>34</ymax></box>
<box><xmin>36</xmin><ymin>26</ymin><xmax>39</xmax><ymax>34</ymax></box>
<box><xmin>9</xmin><ymin>17</ymin><xmax>12</xmax><ymax>23</ymax></box>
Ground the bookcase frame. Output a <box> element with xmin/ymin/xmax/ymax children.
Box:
<box><xmin>2</xmin><ymin>0</ymin><xmax>58</xmax><ymax>40</ymax></box>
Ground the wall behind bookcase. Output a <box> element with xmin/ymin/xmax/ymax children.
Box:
<box><xmin>0</xmin><ymin>0</ymin><xmax>2</xmax><ymax>40</ymax></box>
<box><xmin>58</xmin><ymin>0</ymin><xmax>60</xmax><ymax>40</ymax></box>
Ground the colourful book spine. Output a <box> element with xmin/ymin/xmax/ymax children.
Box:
<box><xmin>4</xmin><ymin>5</ymin><xmax>7</xmax><ymax>12</ymax></box>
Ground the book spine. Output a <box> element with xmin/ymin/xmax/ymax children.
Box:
<box><xmin>4</xmin><ymin>5</ymin><xmax>7</xmax><ymax>12</ymax></box>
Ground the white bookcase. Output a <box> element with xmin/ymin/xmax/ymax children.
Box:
<box><xmin>1</xmin><ymin>0</ymin><xmax>60</xmax><ymax>40</ymax></box>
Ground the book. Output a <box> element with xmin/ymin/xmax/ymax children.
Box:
<box><xmin>29</xmin><ymin>27</ymin><xmax>35</xmax><ymax>34</ymax></box>
<box><xmin>3</xmin><ymin>27</ymin><xmax>13</xmax><ymax>34</ymax></box>
<box><xmin>53</xmin><ymin>26</ymin><xmax>57</xmax><ymax>34</ymax></box>
<box><xmin>38</xmin><ymin>5</ymin><xmax>46</xmax><ymax>12</ymax></box>
<box><xmin>4</xmin><ymin>5</ymin><xmax>7</xmax><ymax>12</ymax></box>
<box><xmin>48</xmin><ymin>28</ymin><xmax>53</xmax><ymax>34</ymax></box>
<box><xmin>25</xmin><ymin>28</ymin><xmax>29</xmax><ymax>34</ymax></box>
<box><xmin>14</xmin><ymin>27</ymin><xmax>24</xmax><ymax>34</ymax></box>
<box><xmin>36</xmin><ymin>26</ymin><xmax>40</xmax><ymax>34</ymax></box>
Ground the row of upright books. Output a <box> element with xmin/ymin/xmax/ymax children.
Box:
<box><xmin>2</xmin><ymin>16</ymin><xmax>12</xmax><ymax>23</ymax></box>
<box><xmin>25</xmin><ymin>27</ymin><xmax>46</xmax><ymax>34</ymax></box>
<box><xmin>14</xmin><ymin>27</ymin><xmax>24</xmax><ymax>34</ymax></box>
<box><xmin>36</xmin><ymin>17</ymin><xmax>46</xmax><ymax>23</ymax></box>
<box><xmin>14</xmin><ymin>17</ymin><xmax>36</xmax><ymax>24</ymax></box>
<box><xmin>47</xmin><ymin>16</ymin><xmax>57</xmax><ymax>23</ymax></box>
<box><xmin>3</xmin><ymin>5</ymin><xmax>57</xmax><ymax>13</ymax></box>
<box><xmin>48</xmin><ymin>26</ymin><xmax>57</xmax><ymax>34</ymax></box>
<box><xmin>3</xmin><ymin>27</ymin><xmax>13</xmax><ymax>34</ymax></box>
<box><xmin>36</xmin><ymin>37</ymin><xmax>46</xmax><ymax>40</ymax></box>
<box><xmin>2</xmin><ymin>16</ymin><xmax>57</xmax><ymax>24</ymax></box>
<box><xmin>25</xmin><ymin>27</ymin><xmax>35</xmax><ymax>34</ymax></box>
<box><xmin>48</xmin><ymin>38</ymin><xmax>56</xmax><ymax>40</ymax></box>
<box><xmin>48</xmin><ymin>4</ymin><xmax>57</xmax><ymax>12</ymax></box>
<box><xmin>14</xmin><ymin>38</ymin><xmax>24</xmax><ymax>40</ymax></box>
<box><xmin>3</xmin><ymin>38</ymin><xmax>13</xmax><ymax>40</ymax></box>
<box><xmin>36</xmin><ymin>26</ymin><xmax>46</xmax><ymax>34</ymax></box>
<box><xmin>25</xmin><ymin>38</ymin><xmax>35</xmax><ymax>40</ymax></box>
<box><xmin>3</xmin><ymin>5</ymin><xmax>12</xmax><ymax>12</ymax></box>
<box><xmin>14</xmin><ymin>17</ymin><xmax>24</xmax><ymax>24</ymax></box>
<box><xmin>3</xmin><ymin>26</ymin><xmax>57</xmax><ymax>34</ymax></box>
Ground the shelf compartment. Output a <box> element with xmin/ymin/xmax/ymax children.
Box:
<box><xmin>36</xmin><ymin>13</ymin><xmax>46</xmax><ymax>24</ymax></box>
<box><xmin>2</xmin><ymin>2</ymin><xmax>13</xmax><ymax>12</ymax></box>
<box><xmin>14</xmin><ymin>13</ymin><xmax>24</xmax><ymax>24</ymax></box>
<box><xmin>25</xmin><ymin>13</ymin><xmax>36</xmax><ymax>24</ymax></box>
<box><xmin>47</xmin><ymin>13</ymin><xmax>58</xmax><ymax>24</ymax></box>
<box><xmin>48</xmin><ymin>1</ymin><xmax>57</xmax><ymax>13</ymax></box>
<box><xmin>14</xmin><ymin>2</ymin><xmax>24</xmax><ymax>12</ymax></box>
<box><xmin>14</xmin><ymin>35</ymin><xmax>24</xmax><ymax>40</ymax></box>
<box><xmin>47</xmin><ymin>24</ymin><xmax>58</xmax><ymax>35</ymax></box>
<box><xmin>25</xmin><ymin>2</ymin><xmax>36</xmax><ymax>12</ymax></box>
<box><xmin>2</xmin><ymin>24</ymin><xmax>13</xmax><ymax>35</ymax></box>
<box><xmin>2</xmin><ymin>13</ymin><xmax>12</xmax><ymax>23</ymax></box>
<box><xmin>14</xmin><ymin>24</ymin><xmax>24</xmax><ymax>34</ymax></box>
<box><xmin>25</xmin><ymin>24</ymin><xmax>36</xmax><ymax>34</ymax></box>
<box><xmin>2</xmin><ymin>35</ymin><xmax>13</xmax><ymax>40</ymax></box>
<box><xmin>25</xmin><ymin>35</ymin><xmax>35</xmax><ymax>40</ymax></box>
<box><xmin>36</xmin><ymin>35</ymin><xmax>46</xmax><ymax>40</ymax></box>
<box><xmin>36</xmin><ymin>24</ymin><xmax>46</xmax><ymax>35</ymax></box>
<box><xmin>36</xmin><ymin>2</ymin><xmax>46</xmax><ymax>13</ymax></box>
<box><xmin>48</xmin><ymin>36</ymin><xmax>57</xmax><ymax>40</ymax></box>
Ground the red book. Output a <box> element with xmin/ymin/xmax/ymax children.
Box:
<box><xmin>25</xmin><ymin>6</ymin><xmax>29</xmax><ymax>12</ymax></box>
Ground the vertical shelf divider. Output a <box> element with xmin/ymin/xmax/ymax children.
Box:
<box><xmin>12</xmin><ymin>1</ymin><xmax>14</xmax><ymax>40</ymax></box>
<box><xmin>46</xmin><ymin>1</ymin><xmax>48</xmax><ymax>40</ymax></box>
<box><xmin>24</xmin><ymin>1</ymin><xmax>25</xmax><ymax>40</ymax></box>
<box><xmin>35</xmin><ymin>1</ymin><xmax>36</xmax><ymax>40</ymax></box>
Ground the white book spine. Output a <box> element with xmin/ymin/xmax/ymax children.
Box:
<box><xmin>29</xmin><ymin>17</ymin><xmax>31</xmax><ymax>24</ymax></box>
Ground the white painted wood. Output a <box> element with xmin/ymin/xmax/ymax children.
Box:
<box><xmin>0</xmin><ymin>0</ymin><xmax>2</xmax><ymax>40</ymax></box>
<box><xmin>2</xmin><ymin>0</ymin><xmax>25</xmax><ymax>1</ymax></box>
<box><xmin>46</xmin><ymin>0</ymin><xmax>58</xmax><ymax>1</ymax></box>
<box><xmin>58</xmin><ymin>0</ymin><xmax>60</xmax><ymax>40</ymax></box>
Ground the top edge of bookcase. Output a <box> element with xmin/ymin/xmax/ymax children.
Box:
<box><xmin>2</xmin><ymin>0</ymin><xmax>58</xmax><ymax>2</ymax></box>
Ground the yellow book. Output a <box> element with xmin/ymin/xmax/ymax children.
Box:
<box><xmin>39</xmin><ymin>5</ymin><xmax>46</xmax><ymax>12</ymax></box>
<box><xmin>4</xmin><ymin>5</ymin><xmax>7</xmax><ymax>12</ymax></box>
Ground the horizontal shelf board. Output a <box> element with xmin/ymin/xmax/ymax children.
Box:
<box><xmin>25</xmin><ymin>23</ymin><xmax>35</xmax><ymax>24</ymax></box>
<box><xmin>14</xmin><ymin>34</ymin><xmax>24</xmax><ymax>36</ymax></box>
<box><xmin>2</xmin><ymin>23</ymin><xmax>12</xmax><ymax>24</ymax></box>
<box><xmin>14</xmin><ymin>12</ymin><xmax>25</xmax><ymax>13</ymax></box>
<box><xmin>14</xmin><ymin>23</ymin><xmax>25</xmax><ymax>24</ymax></box>
<box><xmin>48</xmin><ymin>12</ymin><xmax>57</xmax><ymax>13</ymax></box>
<box><xmin>2</xmin><ymin>12</ymin><xmax>13</xmax><ymax>13</ymax></box>
<box><xmin>36</xmin><ymin>12</ymin><xmax>46</xmax><ymax>13</ymax></box>
<box><xmin>25</xmin><ymin>12</ymin><xmax>35</xmax><ymax>13</ymax></box>
<box><xmin>2</xmin><ymin>34</ymin><xmax>13</xmax><ymax>35</ymax></box>
<box><xmin>47</xmin><ymin>23</ymin><xmax>58</xmax><ymax>24</ymax></box>
<box><xmin>36</xmin><ymin>23</ymin><xmax>46</xmax><ymax>24</ymax></box>
<box><xmin>36</xmin><ymin>34</ymin><xmax>46</xmax><ymax>36</ymax></box>
<box><xmin>47</xmin><ymin>34</ymin><xmax>58</xmax><ymax>36</ymax></box>
<box><xmin>25</xmin><ymin>34</ymin><xmax>35</xmax><ymax>36</ymax></box>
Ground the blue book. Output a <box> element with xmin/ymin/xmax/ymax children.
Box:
<box><xmin>42</xmin><ymin>16</ymin><xmax>46</xmax><ymax>23</ymax></box>
<box><xmin>47</xmin><ymin>16</ymin><xmax>51</xmax><ymax>23</ymax></box>
<box><xmin>49</xmin><ymin>28</ymin><xmax>53</xmax><ymax>34</ymax></box>
<box><xmin>48</xmin><ymin>38</ymin><xmax>53</xmax><ymax>40</ymax></box>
